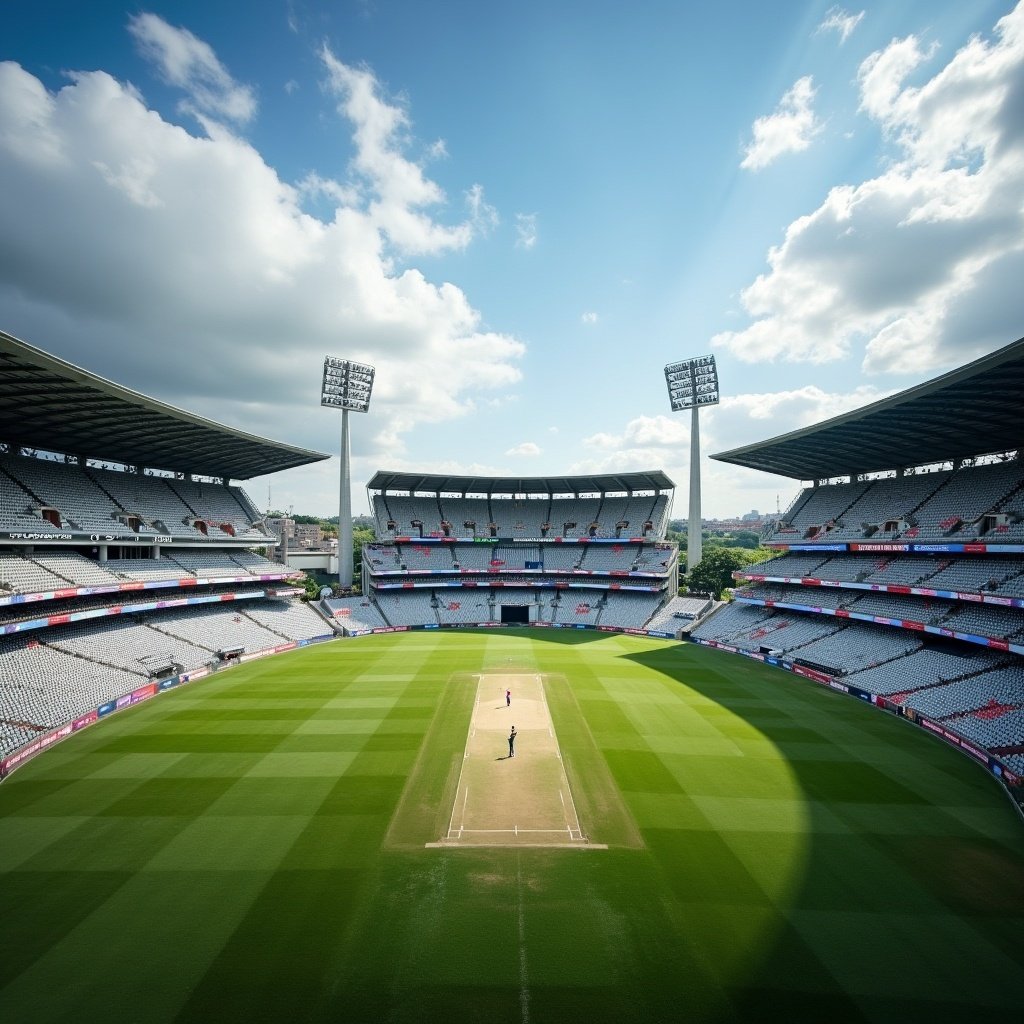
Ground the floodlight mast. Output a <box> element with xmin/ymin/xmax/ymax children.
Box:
<box><xmin>663</xmin><ymin>354</ymin><xmax>720</xmax><ymax>574</ymax></box>
<box><xmin>321</xmin><ymin>357</ymin><xmax>375</xmax><ymax>590</ymax></box>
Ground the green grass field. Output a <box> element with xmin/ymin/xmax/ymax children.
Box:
<box><xmin>2</xmin><ymin>630</ymin><xmax>1023</xmax><ymax>1023</ymax></box>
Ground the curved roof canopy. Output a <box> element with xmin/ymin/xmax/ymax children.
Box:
<box><xmin>367</xmin><ymin>469</ymin><xmax>675</xmax><ymax>495</ymax></box>
<box><xmin>712</xmin><ymin>336</ymin><xmax>1024</xmax><ymax>480</ymax></box>
<box><xmin>0</xmin><ymin>330</ymin><xmax>328</xmax><ymax>479</ymax></box>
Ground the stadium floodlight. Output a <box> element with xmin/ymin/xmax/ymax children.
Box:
<box><xmin>321</xmin><ymin>356</ymin><xmax>376</xmax><ymax>590</ymax></box>
<box><xmin>664</xmin><ymin>354</ymin><xmax>720</xmax><ymax>573</ymax></box>
<box><xmin>321</xmin><ymin>357</ymin><xmax>375</xmax><ymax>412</ymax></box>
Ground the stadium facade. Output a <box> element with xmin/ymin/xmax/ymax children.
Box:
<box><xmin>693</xmin><ymin>335</ymin><xmax>1024</xmax><ymax>796</ymax></box>
<box><xmin>322</xmin><ymin>469</ymin><xmax>708</xmax><ymax>635</ymax></box>
<box><xmin>3</xmin><ymin>325</ymin><xmax>1024</xmax><ymax>803</ymax></box>
<box><xmin>0</xmin><ymin>329</ymin><xmax>336</xmax><ymax>777</ymax></box>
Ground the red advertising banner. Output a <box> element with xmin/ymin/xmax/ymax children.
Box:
<box><xmin>72</xmin><ymin>710</ymin><xmax>98</xmax><ymax>731</ymax></box>
<box><xmin>0</xmin><ymin>723</ymin><xmax>73</xmax><ymax>778</ymax></box>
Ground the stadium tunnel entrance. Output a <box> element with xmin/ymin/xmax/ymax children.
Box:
<box><xmin>500</xmin><ymin>604</ymin><xmax>530</xmax><ymax>625</ymax></box>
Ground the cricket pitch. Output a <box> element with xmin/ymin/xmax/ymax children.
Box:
<box><xmin>429</xmin><ymin>673</ymin><xmax>596</xmax><ymax>848</ymax></box>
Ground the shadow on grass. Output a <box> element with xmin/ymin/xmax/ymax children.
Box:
<box><xmin>611</xmin><ymin>640</ymin><xmax>1024</xmax><ymax>1015</ymax></box>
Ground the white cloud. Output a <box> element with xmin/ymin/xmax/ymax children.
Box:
<box><xmin>816</xmin><ymin>7</ymin><xmax>865</xmax><ymax>45</ymax></box>
<box><xmin>466</xmin><ymin>182</ymin><xmax>499</xmax><ymax>234</ymax></box>
<box><xmin>571</xmin><ymin>384</ymin><xmax>892</xmax><ymax>519</ymax></box>
<box><xmin>0</xmin><ymin>35</ymin><xmax>524</xmax><ymax>479</ymax></box>
<box><xmin>505</xmin><ymin>441</ymin><xmax>541</xmax><ymax>457</ymax></box>
<box><xmin>128</xmin><ymin>13</ymin><xmax>256</xmax><ymax>125</ymax></box>
<box><xmin>717</xmin><ymin>2</ymin><xmax>1024</xmax><ymax>373</ymax></box>
<box><xmin>580</xmin><ymin>311</ymin><xmax>598</xmax><ymax>324</ymax></box>
<box><xmin>582</xmin><ymin>416</ymin><xmax>681</xmax><ymax>452</ymax></box>
<box><xmin>318</xmin><ymin>45</ymin><xmax>489</xmax><ymax>256</ymax></box>
<box><xmin>715</xmin><ymin>385</ymin><xmax>891</xmax><ymax>432</ymax></box>
<box><xmin>741</xmin><ymin>76</ymin><xmax>821</xmax><ymax>171</ymax></box>
<box><xmin>515</xmin><ymin>212</ymin><xmax>537</xmax><ymax>249</ymax></box>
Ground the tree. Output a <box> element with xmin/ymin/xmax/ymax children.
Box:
<box><xmin>684</xmin><ymin>547</ymin><xmax>751</xmax><ymax>599</ymax></box>
<box><xmin>352</xmin><ymin>526</ymin><xmax>375</xmax><ymax>592</ymax></box>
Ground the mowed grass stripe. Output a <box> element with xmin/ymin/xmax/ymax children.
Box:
<box><xmin>0</xmin><ymin>631</ymin><xmax>1021</xmax><ymax>1023</ymax></box>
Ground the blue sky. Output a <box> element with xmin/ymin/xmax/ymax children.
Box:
<box><xmin>1</xmin><ymin>0</ymin><xmax>1022</xmax><ymax>518</ymax></box>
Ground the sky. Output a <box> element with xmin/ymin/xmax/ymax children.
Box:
<box><xmin>1</xmin><ymin>0</ymin><xmax>1022</xmax><ymax>520</ymax></box>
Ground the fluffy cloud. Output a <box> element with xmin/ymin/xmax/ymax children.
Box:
<box><xmin>816</xmin><ymin>7</ymin><xmax>865</xmax><ymax>45</ymax></box>
<box><xmin>580</xmin><ymin>311</ymin><xmax>598</xmax><ymax>324</ymax></box>
<box><xmin>583</xmin><ymin>415</ymin><xmax>690</xmax><ymax>451</ymax></box>
<box><xmin>717</xmin><ymin>2</ymin><xmax>1024</xmax><ymax>372</ymax></box>
<box><xmin>505</xmin><ymin>441</ymin><xmax>541</xmax><ymax>457</ymax></box>
<box><xmin>572</xmin><ymin>385</ymin><xmax>891</xmax><ymax>517</ymax></box>
<box><xmin>0</xmin><ymin>26</ymin><xmax>523</xmax><ymax>474</ymax></box>
<box><xmin>128</xmin><ymin>13</ymin><xmax>256</xmax><ymax>125</ymax></box>
<box><xmin>741</xmin><ymin>76</ymin><xmax>821</xmax><ymax>171</ymax></box>
<box><xmin>319</xmin><ymin>44</ymin><xmax>492</xmax><ymax>256</ymax></box>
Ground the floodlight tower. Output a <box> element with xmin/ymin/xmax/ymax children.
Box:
<box><xmin>321</xmin><ymin>357</ymin><xmax>375</xmax><ymax>590</ymax></box>
<box><xmin>664</xmin><ymin>354</ymin><xmax>720</xmax><ymax>573</ymax></box>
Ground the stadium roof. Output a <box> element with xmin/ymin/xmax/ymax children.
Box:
<box><xmin>712</xmin><ymin>336</ymin><xmax>1024</xmax><ymax>480</ymax></box>
<box><xmin>367</xmin><ymin>469</ymin><xmax>675</xmax><ymax>495</ymax></box>
<box><xmin>0</xmin><ymin>329</ymin><xmax>328</xmax><ymax>479</ymax></box>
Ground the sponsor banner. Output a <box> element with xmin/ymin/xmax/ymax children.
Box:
<box><xmin>910</xmin><ymin>542</ymin><xmax>1024</xmax><ymax>554</ymax></box>
<box><xmin>159</xmin><ymin>677</ymin><xmax>181</xmax><ymax>691</ymax></box>
<box><xmin>1</xmin><ymin>617</ymin><xmax>50</xmax><ymax>635</ymax></box>
<box><xmin>784</xmin><ymin>543</ymin><xmax>847</xmax><ymax>552</ymax></box>
<box><xmin>918</xmin><ymin>717</ymin><xmax>996</xmax><ymax>766</ymax></box>
<box><xmin>97</xmin><ymin>700</ymin><xmax>117</xmax><ymax>717</ymax></box>
<box><xmin>792</xmin><ymin>664</ymin><xmax>832</xmax><ymax>685</ymax></box>
<box><xmin>3</xmin><ymin>590</ymin><xmax>268</xmax><ymax>635</ymax></box>
<box><xmin>374</xmin><ymin>579</ymin><xmax>663</xmax><ymax>593</ymax></box>
<box><xmin>4</xmin><ymin>532</ymin><xmax>76</xmax><ymax>541</ymax></box>
<box><xmin>850</xmin><ymin>543</ymin><xmax>910</xmax><ymax>552</ymax></box>
<box><xmin>0</xmin><ymin>573</ymin><xmax>289</xmax><ymax>608</ymax></box>
<box><xmin>72</xmin><ymin>710</ymin><xmax>98</xmax><ymax>731</ymax></box>
<box><xmin>130</xmin><ymin>683</ymin><xmax>158</xmax><ymax>705</ymax></box>
<box><xmin>371</xmin><ymin>626</ymin><xmax>410</xmax><ymax>634</ymax></box>
<box><xmin>960</xmin><ymin>739</ymin><xmax>990</xmax><ymax>764</ymax></box>
<box><xmin>735</xmin><ymin>596</ymin><xmax>1017</xmax><ymax>653</ymax></box>
<box><xmin>0</xmin><ymin>723</ymin><xmax>74</xmax><ymax>777</ymax></box>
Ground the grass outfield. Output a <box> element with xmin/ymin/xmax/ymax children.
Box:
<box><xmin>1</xmin><ymin>630</ymin><xmax>1023</xmax><ymax>1023</ymax></box>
